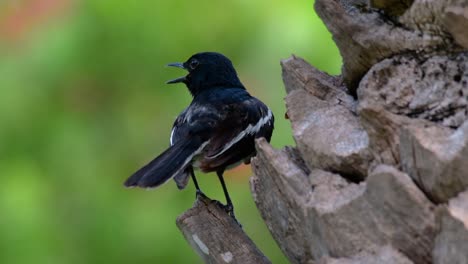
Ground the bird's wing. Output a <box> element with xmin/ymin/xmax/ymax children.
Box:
<box><xmin>167</xmin><ymin>103</ymin><xmax>221</xmax><ymax>188</ymax></box>
<box><xmin>168</xmin><ymin>92</ymin><xmax>273</xmax><ymax>167</ymax></box>
<box><xmin>170</xmin><ymin>104</ymin><xmax>219</xmax><ymax>146</ymax></box>
<box><xmin>205</xmin><ymin>97</ymin><xmax>273</xmax><ymax>159</ymax></box>
<box><xmin>170</xmin><ymin>109</ymin><xmax>186</xmax><ymax>146</ymax></box>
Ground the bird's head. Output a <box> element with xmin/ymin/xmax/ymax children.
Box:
<box><xmin>166</xmin><ymin>52</ymin><xmax>244</xmax><ymax>96</ymax></box>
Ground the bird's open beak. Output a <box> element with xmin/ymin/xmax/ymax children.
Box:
<box><xmin>166</xmin><ymin>62</ymin><xmax>187</xmax><ymax>84</ymax></box>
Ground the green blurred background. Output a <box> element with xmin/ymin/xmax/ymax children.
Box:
<box><xmin>0</xmin><ymin>0</ymin><xmax>341</xmax><ymax>263</ymax></box>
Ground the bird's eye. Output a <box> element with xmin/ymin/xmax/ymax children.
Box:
<box><xmin>189</xmin><ymin>59</ymin><xmax>199</xmax><ymax>70</ymax></box>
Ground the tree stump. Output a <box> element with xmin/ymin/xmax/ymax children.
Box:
<box><xmin>252</xmin><ymin>0</ymin><xmax>468</xmax><ymax>263</ymax></box>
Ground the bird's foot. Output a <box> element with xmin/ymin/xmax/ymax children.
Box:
<box><xmin>224</xmin><ymin>203</ymin><xmax>234</xmax><ymax>216</ymax></box>
<box><xmin>221</xmin><ymin>203</ymin><xmax>242</xmax><ymax>228</ymax></box>
<box><xmin>195</xmin><ymin>189</ymin><xmax>207</xmax><ymax>199</ymax></box>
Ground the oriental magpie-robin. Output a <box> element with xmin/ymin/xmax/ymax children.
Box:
<box><xmin>124</xmin><ymin>52</ymin><xmax>274</xmax><ymax>219</ymax></box>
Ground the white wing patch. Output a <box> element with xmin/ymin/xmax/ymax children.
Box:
<box><xmin>170</xmin><ymin>127</ymin><xmax>176</xmax><ymax>146</ymax></box>
<box><xmin>207</xmin><ymin>109</ymin><xmax>272</xmax><ymax>159</ymax></box>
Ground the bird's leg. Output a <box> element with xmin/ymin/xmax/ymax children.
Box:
<box><xmin>190</xmin><ymin>168</ymin><xmax>205</xmax><ymax>198</ymax></box>
<box><xmin>216</xmin><ymin>169</ymin><xmax>238</xmax><ymax>222</ymax></box>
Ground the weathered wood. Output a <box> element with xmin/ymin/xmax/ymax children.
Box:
<box><xmin>282</xmin><ymin>56</ymin><xmax>371</xmax><ymax>180</ymax></box>
<box><xmin>313</xmin><ymin>0</ymin><xmax>455</xmax><ymax>92</ymax></box>
<box><xmin>357</xmin><ymin>103</ymin><xmax>446</xmax><ymax>170</ymax></box>
<box><xmin>433</xmin><ymin>189</ymin><xmax>468</xmax><ymax>263</ymax></box>
<box><xmin>280</xmin><ymin>56</ymin><xmax>355</xmax><ymax>112</ymax></box>
<box><xmin>250</xmin><ymin>139</ymin><xmax>312</xmax><ymax>264</ymax></box>
<box><xmin>444</xmin><ymin>4</ymin><xmax>468</xmax><ymax>49</ymax></box>
<box><xmin>176</xmin><ymin>195</ymin><xmax>271</xmax><ymax>264</ymax></box>
<box><xmin>358</xmin><ymin>53</ymin><xmax>468</xmax><ymax>128</ymax></box>
<box><xmin>400</xmin><ymin>120</ymin><xmax>468</xmax><ymax>203</ymax></box>
<box><xmin>286</xmin><ymin>88</ymin><xmax>371</xmax><ymax>180</ymax></box>
<box><xmin>370</xmin><ymin>0</ymin><xmax>414</xmax><ymax>16</ymax></box>
<box><xmin>358</xmin><ymin>105</ymin><xmax>409</xmax><ymax>167</ymax></box>
<box><xmin>251</xmin><ymin>139</ymin><xmax>436</xmax><ymax>263</ymax></box>
<box><xmin>318</xmin><ymin>245</ymin><xmax>414</xmax><ymax>264</ymax></box>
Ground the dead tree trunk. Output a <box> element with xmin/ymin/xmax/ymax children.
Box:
<box><xmin>178</xmin><ymin>1</ymin><xmax>468</xmax><ymax>263</ymax></box>
<box><xmin>176</xmin><ymin>195</ymin><xmax>271</xmax><ymax>264</ymax></box>
<box><xmin>251</xmin><ymin>0</ymin><xmax>468</xmax><ymax>263</ymax></box>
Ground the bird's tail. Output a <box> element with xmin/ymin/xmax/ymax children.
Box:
<box><xmin>124</xmin><ymin>138</ymin><xmax>207</xmax><ymax>188</ymax></box>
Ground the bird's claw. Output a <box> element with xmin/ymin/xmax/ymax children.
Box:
<box><xmin>221</xmin><ymin>203</ymin><xmax>242</xmax><ymax>228</ymax></box>
<box><xmin>195</xmin><ymin>189</ymin><xmax>207</xmax><ymax>199</ymax></box>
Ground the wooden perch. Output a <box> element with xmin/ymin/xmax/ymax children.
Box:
<box><xmin>176</xmin><ymin>195</ymin><xmax>271</xmax><ymax>264</ymax></box>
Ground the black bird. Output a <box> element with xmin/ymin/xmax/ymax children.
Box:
<box><xmin>124</xmin><ymin>52</ymin><xmax>274</xmax><ymax>218</ymax></box>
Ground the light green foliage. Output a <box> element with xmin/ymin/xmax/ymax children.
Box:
<box><xmin>0</xmin><ymin>0</ymin><xmax>340</xmax><ymax>263</ymax></box>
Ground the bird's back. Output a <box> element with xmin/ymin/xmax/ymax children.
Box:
<box><xmin>171</xmin><ymin>87</ymin><xmax>274</xmax><ymax>173</ymax></box>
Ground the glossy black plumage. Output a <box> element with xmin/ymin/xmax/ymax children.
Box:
<box><xmin>124</xmin><ymin>52</ymin><xmax>274</xmax><ymax>217</ymax></box>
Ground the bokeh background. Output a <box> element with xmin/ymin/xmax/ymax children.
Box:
<box><xmin>0</xmin><ymin>0</ymin><xmax>341</xmax><ymax>263</ymax></box>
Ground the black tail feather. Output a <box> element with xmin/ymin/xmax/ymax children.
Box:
<box><xmin>124</xmin><ymin>138</ymin><xmax>205</xmax><ymax>188</ymax></box>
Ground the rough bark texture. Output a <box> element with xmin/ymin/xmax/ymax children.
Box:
<box><xmin>176</xmin><ymin>195</ymin><xmax>271</xmax><ymax>264</ymax></box>
<box><xmin>249</xmin><ymin>0</ymin><xmax>468</xmax><ymax>263</ymax></box>
<box><xmin>317</xmin><ymin>245</ymin><xmax>414</xmax><ymax>264</ymax></box>
<box><xmin>286</xmin><ymin>88</ymin><xmax>371</xmax><ymax>180</ymax></box>
<box><xmin>251</xmin><ymin>141</ymin><xmax>436</xmax><ymax>263</ymax></box>
<box><xmin>314</xmin><ymin>0</ymin><xmax>464</xmax><ymax>93</ymax></box>
<box><xmin>358</xmin><ymin>54</ymin><xmax>468</xmax><ymax>128</ymax></box>
<box><xmin>433</xmin><ymin>190</ymin><xmax>468</xmax><ymax>263</ymax></box>
<box><xmin>400</xmin><ymin>120</ymin><xmax>468</xmax><ymax>203</ymax></box>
